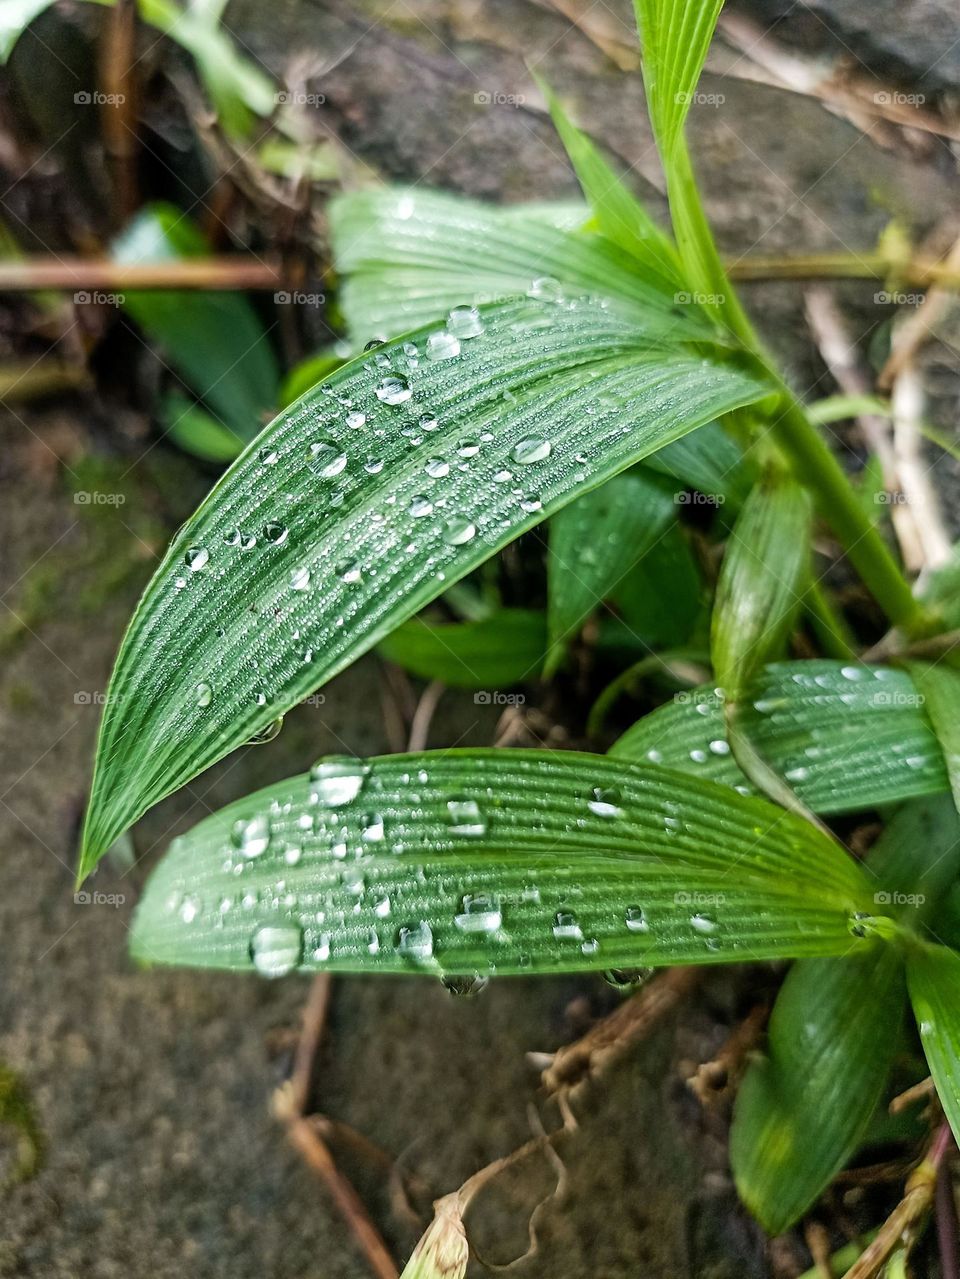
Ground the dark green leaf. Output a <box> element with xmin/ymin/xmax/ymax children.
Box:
<box><xmin>612</xmin><ymin>660</ymin><xmax>948</xmax><ymax>814</ymax></box>
<box><xmin>546</xmin><ymin>471</ymin><xmax>675</xmax><ymax>674</ymax></box>
<box><xmin>907</xmin><ymin>943</ymin><xmax>960</xmax><ymax>1147</ymax></box>
<box><xmin>279</xmin><ymin>349</ymin><xmax>347</xmax><ymax>408</ymax></box>
<box><xmin>611</xmin><ymin>522</ymin><xmax>704</xmax><ymax>648</ymax></box>
<box><xmin>80</xmin><ymin>296</ymin><xmax>769</xmax><ymax>875</ymax></box>
<box><xmin>378</xmin><ymin>609</ymin><xmax>545</xmax><ymax>689</ymax></box>
<box><xmin>905</xmin><ymin>662</ymin><xmax>960</xmax><ymax>817</ymax></box>
<box><xmin>644</xmin><ymin>419</ymin><xmax>754</xmax><ymax>506</ymax></box>
<box><xmin>130</xmin><ymin>749</ymin><xmax>880</xmax><ymax>976</ymax></box>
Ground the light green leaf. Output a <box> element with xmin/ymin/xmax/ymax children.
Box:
<box><xmin>907</xmin><ymin>943</ymin><xmax>960</xmax><ymax>1147</ymax></box>
<box><xmin>643</xmin><ymin>419</ymin><xmax>754</xmax><ymax>506</ymax></box>
<box><xmin>130</xmin><ymin>750</ymin><xmax>880</xmax><ymax>976</ymax></box>
<box><xmin>329</xmin><ymin>186</ymin><xmax>715</xmax><ymax>341</ymax></box>
<box><xmin>161</xmin><ymin>395</ymin><xmax>246</xmax><ymax>464</ymax></box>
<box><xmin>612</xmin><ymin>661</ymin><xmax>948</xmax><ymax>814</ymax></box>
<box><xmin>279</xmin><ymin>349</ymin><xmax>347</xmax><ymax>408</ymax></box>
<box><xmin>80</xmin><ymin>296</ymin><xmax>769</xmax><ymax>875</ymax></box>
<box><xmin>633</xmin><ymin>0</ymin><xmax>724</xmax><ymax>160</ymax></box>
<box><xmin>732</xmin><ymin>796</ymin><xmax>960</xmax><ymax>1234</ymax></box>
<box><xmin>546</xmin><ymin>471</ymin><xmax>675</xmax><ymax>674</ymax></box>
<box><xmin>0</xmin><ymin>0</ymin><xmax>55</xmax><ymax>62</ymax></box>
<box><xmin>379</xmin><ymin>609</ymin><xmax>545</xmax><ymax>689</ymax></box>
<box><xmin>904</xmin><ymin>662</ymin><xmax>960</xmax><ymax>817</ymax></box>
<box><xmin>115</xmin><ymin>204</ymin><xmax>278</xmax><ymax>442</ymax></box>
<box><xmin>534</xmin><ymin>72</ymin><xmax>681</xmax><ymax>283</ymax></box>
<box><xmin>711</xmin><ymin>472</ymin><xmax>811</xmax><ymax>700</ymax></box>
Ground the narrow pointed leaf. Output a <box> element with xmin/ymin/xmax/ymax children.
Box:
<box><xmin>633</xmin><ymin>0</ymin><xmax>724</xmax><ymax>160</ymax></box>
<box><xmin>904</xmin><ymin>662</ymin><xmax>960</xmax><ymax>816</ymax></box>
<box><xmin>732</xmin><ymin>796</ymin><xmax>960</xmax><ymax>1234</ymax></box>
<box><xmin>130</xmin><ymin>750</ymin><xmax>880</xmax><ymax>976</ymax></box>
<box><xmin>379</xmin><ymin>609</ymin><xmax>545</xmax><ymax>688</ymax></box>
<box><xmin>611</xmin><ymin>522</ymin><xmax>704</xmax><ymax>648</ymax></box>
<box><xmin>546</xmin><ymin>471</ymin><xmax>675</xmax><ymax>672</ymax></box>
<box><xmin>711</xmin><ymin>473</ymin><xmax>811</xmax><ymax>700</ymax></box>
<box><xmin>80</xmin><ymin>297</ymin><xmax>769</xmax><ymax>875</ymax></box>
<box><xmin>535</xmin><ymin>72</ymin><xmax>681</xmax><ymax>282</ymax></box>
<box><xmin>329</xmin><ymin>187</ymin><xmax>716</xmax><ymax>340</ymax></box>
<box><xmin>907</xmin><ymin>943</ymin><xmax>960</xmax><ymax>1147</ymax></box>
<box><xmin>643</xmin><ymin>419</ymin><xmax>754</xmax><ymax>506</ymax></box>
<box><xmin>612</xmin><ymin>661</ymin><xmax>948</xmax><ymax>814</ymax></box>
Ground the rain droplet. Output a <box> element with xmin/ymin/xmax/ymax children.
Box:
<box><xmin>258</xmin><ymin>446</ymin><xmax>279</xmax><ymax>465</ymax></box>
<box><xmin>308</xmin><ymin>441</ymin><xmax>348</xmax><ymax>477</ymax></box>
<box><xmin>247</xmin><ymin>716</ymin><xmax>283</xmax><ymax>745</ymax></box>
<box><xmin>419</xmin><ymin>413</ymin><xmax>439</xmax><ymax>432</ymax></box>
<box><xmin>376</xmin><ymin>375</ymin><xmax>412</xmax><ymax>404</ymax></box>
<box><xmin>231</xmin><ymin>813</ymin><xmax>271</xmax><ymax>859</ymax></box>
<box><xmin>263</xmin><ymin>521</ymin><xmax>288</xmax><ymax>545</ymax></box>
<box><xmin>345</xmin><ymin>411</ymin><xmax>366</xmax><ymax>429</ymax></box>
<box><xmin>336</xmin><ymin>558</ymin><xmax>362</xmax><ymax>583</ymax></box>
<box><xmin>425</xmin><ymin>457</ymin><xmax>450</xmax><ymax>478</ymax></box>
<box><xmin>447</xmin><ymin>305</ymin><xmax>484</xmax><ymax>339</ymax></box>
<box><xmin>185</xmin><ymin>546</ymin><xmax>209</xmax><ymax>572</ymax></box>
<box><xmin>587</xmin><ymin>787</ymin><xmax>624</xmax><ymax>819</ymax></box>
<box><xmin>250</xmin><ymin>924</ymin><xmax>303</xmax><ymax>978</ymax></box>
<box><xmin>426</xmin><ymin>331</ymin><xmax>461</xmax><ymax>361</ymax></box>
<box><xmin>309</xmin><ymin>757</ymin><xmax>370</xmax><ymax>807</ymax></box>
<box><xmin>398</xmin><ymin>921</ymin><xmax>434</xmax><ymax>962</ymax></box>
<box><xmin>519</xmin><ymin>493</ymin><xmax>542</xmax><ymax>513</ymax></box>
<box><xmin>361</xmin><ymin>812</ymin><xmax>385</xmax><ymax>842</ymax></box>
<box><xmin>195</xmin><ymin>682</ymin><xmax>213</xmax><ymax>708</ymax></box>
<box><xmin>442</xmin><ymin>517</ymin><xmax>476</xmax><ymax>546</ymax></box>
<box><xmin>441</xmin><ymin>974</ymin><xmax>489</xmax><ymax>997</ymax></box>
<box><xmin>512</xmin><ymin>437</ymin><xmax>552</xmax><ymax>465</ymax></box>
<box><xmin>454</xmin><ymin>893</ymin><xmax>502</xmax><ymax>933</ymax></box>
<box><xmin>224</xmin><ymin>528</ymin><xmax>241</xmax><ymax>546</ymax></box>
<box><xmin>364</xmin><ymin>457</ymin><xmax>384</xmax><ymax>475</ymax></box>
<box><xmin>552</xmin><ymin>911</ymin><xmax>583</xmax><ymax>942</ymax></box>
<box><xmin>446</xmin><ymin>798</ymin><xmax>487</xmax><ymax>836</ymax></box>
<box><xmin>408</xmin><ymin>495</ymin><xmax>434</xmax><ymax>518</ymax></box>
<box><xmin>625</xmin><ymin>905</ymin><xmax>649</xmax><ymax>933</ymax></box>
<box><xmin>690</xmin><ymin>913</ymin><xmax>718</xmax><ymax>935</ymax></box>
<box><xmin>363</xmin><ymin>338</ymin><xmax>386</xmax><ymax>351</ymax></box>
<box><xmin>528</xmin><ymin>276</ymin><xmax>563</xmax><ymax>303</ymax></box>
<box><xmin>289</xmin><ymin>565</ymin><xmax>311</xmax><ymax>592</ymax></box>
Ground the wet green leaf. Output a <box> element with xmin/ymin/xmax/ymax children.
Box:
<box><xmin>904</xmin><ymin>662</ymin><xmax>960</xmax><ymax>818</ymax></box>
<box><xmin>611</xmin><ymin>522</ymin><xmax>704</xmax><ymax>649</ymax></box>
<box><xmin>80</xmin><ymin>296</ymin><xmax>768</xmax><ymax>875</ymax></box>
<box><xmin>131</xmin><ymin>750</ymin><xmax>880</xmax><ymax>976</ymax></box>
<box><xmin>546</xmin><ymin>471</ymin><xmax>675</xmax><ymax>674</ymax></box>
<box><xmin>379</xmin><ymin>609</ymin><xmax>545</xmax><ymax>689</ymax></box>
<box><xmin>634</xmin><ymin>0</ymin><xmax>724</xmax><ymax>161</ymax></box>
<box><xmin>907</xmin><ymin>942</ymin><xmax>960</xmax><ymax>1147</ymax></box>
<box><xmin>612</xmin><ymin>660</ymin><xmax>948</xmax><ymax>814</ymax></box>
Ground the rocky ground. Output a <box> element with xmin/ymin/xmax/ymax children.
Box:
<box><xmin>1</xmin><ymin>1</ymin><xmax>959</xmax><ymax>1275</ymax></box>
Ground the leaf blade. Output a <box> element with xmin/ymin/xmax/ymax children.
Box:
<box><xmin>130</xmin><ymin>750</ymin><xmax>878</xmax><ymax>976</ymax></box>
<box><xmin>378</xmin><ymin>609</ymin><xmax>545</xmax><ymax>689</ymax></box>
<box><xmin>907</xmin><ymin>943</ymin><xmax>960</xmax><ymax>1147</ymax></box>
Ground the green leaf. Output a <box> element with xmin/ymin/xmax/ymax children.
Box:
<box><xmin>643</xmin><ymin>419</ymin><xmax>754</xmax><ymax>506</ymax></box>
<box><xmin>611</xmin><ymin>522</ymin><xmax>704</xmax><ymax>648</ymax></box>
<box><xmin>130</xmin><ymin>749</ymin><xmax>880</xmax><ymax>976</ymax></box>
<box><xmin>115</xmin><ymin>204</ymin><xmax>279</xmax><ymax>442</ymax></box>
<box><xmin>633</xmin><ymin>0</ymin><xmax>724</xmax><ymax>161</ymax></box>
<box><xmin>378</xmin><ymin>609</ymin><xmax>545</xmax><ymax>689</ymax></box>
<box><xmin>162</xmin><ymin>395</ymin><xmax>245</xmax><ymax>463</ymax></box>
<box><xmin>907</xmin><ymin>942</ymin><xmax>960</xmax><ymax>1147</ymax></box>
<box><xmin>611</xmin><ymin>660</ymin><xmax>948</xmax><ymax>814</ymax></box>
<box><xmin>0</xmin><ymin>0</ymin><xmax>55</xmax><ymax>61</ymax></box>
<box><xmin>534</xmin><ymin>72</ymin><xmax>681</xmax><ymax>283</ymax></box>
<box><xmin>732</xmin><ymin>796</ymin><xmax>960</xmax><ymax>1234</ymax></box>
<box><xmin>711</xmin><ymin>472</ymin><xmax>811</xmax><ymax>700</ymax></box>
<box><xmin>546</xmin><ymin>471</ymin><xmax>675</xmax><ymax>674</ymax></box>
<box><xmin>279</xmin><ymin>349</ymin><xmax>347</xmax><ymax>408</ymax></box>
<box><xmin>904</xmin><ymin>662</ymin><xmax>960</xmax><ymax>817</ymax></box>
<box><xmin>80</xmin><ymin>296</ymin><xmax>769</xmax><ymax>875</ymax></box>
<box><xmin>329</xmin><ymin>187</ymin><xmax>716</xmax><ymax>341</ymax></box>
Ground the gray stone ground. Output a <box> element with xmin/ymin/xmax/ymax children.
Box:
<box><xmin>1</xmin><ymin>1</ymin><xmax>959</xmax><ymax>1275</ymax></box>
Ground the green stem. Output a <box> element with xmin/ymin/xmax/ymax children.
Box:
<box><xmin>804</xmin><ymin>579</ymin><xmax>857</xmax><ymax>661</ymax></box>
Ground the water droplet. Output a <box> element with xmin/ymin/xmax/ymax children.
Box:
<box><xmin>336</xmin><ymin>558</ymin><xmax>362</xmax><ymax>583</ymax></box>
<box><xmin>308</xmin><ymin>441</ymin><xmax>348</xmax><ymax>477</ymax></box>
<box><xmin>512</xmin><ymin>436</ymin><xmax>552</xmax><ymax>465</ymax></box>
<box><xmin>185</xmin><ymin>546</ymin><xmax>209</xmax><ymax>572</ymax></box>
<box><xmin>690</xmin><ymin>914</ymin><xmax>718</xmax><ymax>935</ymax></box>
<box><xmin>528</xmin><ymin>276</ymin><xmax>563</xmax><ymax>302</ymax></box>
<box><xmin>625</xmin><ymin>905</ymin><xmax>649</xmax><ymax>933</ymax></box>
<box><xmin>397</xmin><ymin>921</ymin><xmax>434</xmax><ymax>962</ymax></box>
<box><xmin>408</xmin><ymin>495</ymin><xmax>434</xmax><ymax>518</ymax></box>
<box><xmin>447</xmin><ymin>305</ymin><xmax>484</xmax><ymax>339</ymax></box>
<box><xmin>708</xmin><ymin>739</ymin><xmax>730</xmax><ymax>756</ymax></box>
<box><xmin>425</xmin><ymin>457</ymin><xmax>450</xmax><ymax>478</ymax></box>
<box><xmin>454</xmin><ymin>893</ymin><xmax>502</xmax><ymax>933</ymax></box>
<box><xmin>247</xmin><ymin>716</ymin><xmax>283</xmax><ymax>745</ymax></box>
<box><xmin>250</xmin><ymin>924</ymin><xmax>303</xmax><ymax>978</ymax></box>
<box><xmin>309</xmin><ymin>756</ymin><xmax>370</xmax><ymax>807</ymax></box>
<box><xmin>374</xmin><ymin>895</ymin><xmax>391</xmax><ymax>918</ymax></box>
<box><xmin>231</xmin><ymin>813</ymin><xmax>271</xmax><ymax>859</ymax></box>
<box><xmin>224</xmin><ymin>528</ymin><xmax>241</xmax><ymax>547</ymax></box>
<box><xmin>552</xmin><ymin>911</ymin><xmax>583</xmax><ymax>942</ymax></box>
<box><xmin>376</xmin><ymin>375</ymin><xmax>412</xmax><ymax>404</ymax></box>
<box><xmin>446</xmin><ymin>798</ymin><xmax>487</xmax><ymax>836</ymax></box>
<box><xmin>361</xmin><ymin>812</ymin><xmax>385</xmax><ymax>842</ymax></box>
<box><xmin>363</xmin><ymin>338</ymin><xmax>385</xmax><ymax>351</ymax></box>
<box><xmin>442</xmin><ymin>516</ymin><xmax>476</xmax><ymax>546</ymax></box>
<box><xmin>419</xmin><ymin>413</ymin><xmax>439</xmax><ymax>432</ymax></box>
<box><xmin>457</xmin><ymin>438</ymin><xmax>480</xmax><ymax>458</ymax></box>
<box><xmin>364</xmin><ymin>457</ymin><xmax>384</xmax><ymax>474</ymax></box>
<box><xmin>426</xmin><ymin>331</ymin><xmax>461</xmax><ymax>361</ymax></box>
<box><xmin>195</xmin><ymin>682</ymin><xmax>213</xmax><ymax>708</ymax></box>
<box><xmin>179</xmin><ymin>895</ymin><xmax>200</xmax><ymax>924</ymax></box>
<box><xmin>441</xmin><ymin>974</ymin><xmax>489</xmax><ymax>997</ymax></box>
<box><xmin>263</xmin><ymin>521</ymin><xmax>288</xmax><ymax>545</ymax></box>
<box><xmin>313</xmin><ymin>934</ymin><xmax>331</xmax><ymax>962</ymax></box>
<box><xmin>258</xmin><ymin>446</ymin><xmax>279</xmax><ymax>465</ymax></box>
<box><xmin>519</xmin><ymin>493</ymin><xmax>542</xmax><ymax>513</ymax></box>
<box><xmin>289</xmin><ymin>565</ymin><xmax>311</xmax><ymax>592</ymax></box>
<box><xmin>604</xmin><ymin>967</ymin><xmax>653</xmax><ymax>990</ymax></box>
<box><xmin>587</xmin><ymin>787</ymin><xmax>624</xmax><ymax>819</ymax></box>
<box><xmin>345</xmin><ymin>411</ymin><xmax>366</xmax><ymax>429</ymax></box>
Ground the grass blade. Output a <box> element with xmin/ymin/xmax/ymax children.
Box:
<box><xmin>379</xmin><ymin>609</ymin><xmax>545</xmax><ymax>689</ymax></box>
<box><xmin>907</xmin><ymin>942</ymin><xmax>960</xmax><ymax>1147</ymax></box>
<box><xmin>130</xmin><ymin>750</ymin><xmax>880</xmax><ymax>977</ymax></box>
<box><xmin>612</xmin><ymin>660</ymin><xmax>948</xmax><ymax>814</ymax></box>
<box><xmin>80</xmin><ymin>297</ymin><xmax>768</xmax><ymax>875</ymax></box>
<box><xmin>905</xmin><ymin>662</ymin><xmax>960</xmax><ymax>817</ymax></box>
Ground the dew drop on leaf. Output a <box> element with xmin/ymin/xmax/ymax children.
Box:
<box><xmin>289</xmin><ymin>566</ymin><xmax>311</xmax><ymax>592</ymax></box>
<box><xmin>308</xmin><ymin>441</ymin><xmax>348</xmax><ymax>477</ymax></box>
<box><xmin>308</xmin><ymin>757</ymin><xmax>370</xmax><ymax>807</ymax></box>
<box><xmin>454</xmin><ymin>893</ymin><xmax>502</xmax><ymax>933</ymax></box>
<box><xmin>442</xmin><ymin>517</ymin><xmax>477</xmax><ymax>546</ymax></box>
<box><xmin>258</xmin><ymin>446</ymin><xmax>279</xmax><ymax>465</ymax></box>
<box><xmin>185</xmin><ymin>546</ymin><xmax>209</xmax><ymax>572</ymax></box>
<box><xmin>552</xmin><ymin>911</ymin><xmax>583</xmax><ymax>942</ymax></box>
<box><xmin>345</xmin><ymin>412</ymin><xmax>366</xmax><ymax>429</ymax></box>
<box><xmin>247</xmin><ymin>716</ymin><xmax>283</xmax><ymax>745</ymax></box>
<box><xmin>263</xmin><ymin>522</ymin><xmax>288</xmax><ymax>545</ymax></box>
<box><xmin>587</xmin><ymin>787</ymin><xmax>623</xmax><ymax>818</ymax></box>
<box><xmin>446</xmin><ymin>798</ymin><xmax>487</xmax><ymax>836</ymax></box>
<box><xmin>231</xmin><ymin>813</ymin><xmax>271</xmax><ymax>859</ymax></box>
<box><xmin>375</xmin><ymin>375</ymin><xmax>412</xmax><ymax>404</ymax></box>
<box><xmin>447</xmin><ymin>305</ymin><xmax>484</xmax><ymax>339</ymax></box>
<box><xmin>442</xmin><ymin>973</ymin><xmax>489</xmax><ymax>997</ymax></box>
<box><xmin>195</xmin><ymin>682</ymin><xmax>213</xmax><ymax>708</ymax></box>
<box><xmin>398</xmin><ymin>921</ymin><xmax>434</xmax><ymax>962</ymax></box>
<box><xmin>408</xmin><ymin>495</ymin><xmax>434</xmax><ymax>518</ymax></box>
<box><xmin>512</xmin><ymin>437</ymin><xmax>552</xmax><ymax>465</ymax></box>
<box><xmin>250</xmin><ymin>923</ymin><xmax>303</xmax><ymax>978</ymax></box>
<box><xmin>425</xmin><ymin>457</ymin><xmax>450</xmax><ymax>479</ymax></box>
<box><xmin>426</xmin><ymin>331</ymin><xmax>461</xmax><ymax>361</ymax></box>
<box><xmin>625</xmin><ymin>905</ymin><xmax>649</xmax><ymax>933</ymax></box>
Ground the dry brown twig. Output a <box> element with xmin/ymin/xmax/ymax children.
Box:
<box><xmin>687</xmin><ymin>1001</ymin><xmax>769</xmax><ymax>1106</ymax></box>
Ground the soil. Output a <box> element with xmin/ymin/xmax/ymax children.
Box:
<box><xmin>1</xmin><ymin>1</ymin><xmax>959</xmax><ymax>1275</ymax></box>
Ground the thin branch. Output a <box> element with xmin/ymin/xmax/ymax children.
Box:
<box><xmin>688</xmin><ymin>1002</ymin><xmax>769</xmax><ymax>1106</ymax></box>
<box><xmin>0</xmin><ymin>260</ymin><xmax>283</xmax><ymax>291</ymax></box>
<box><xmin>406</xmin><ymin>680</ymin><xmax>446</xmax><ymax>753</ymax></box>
